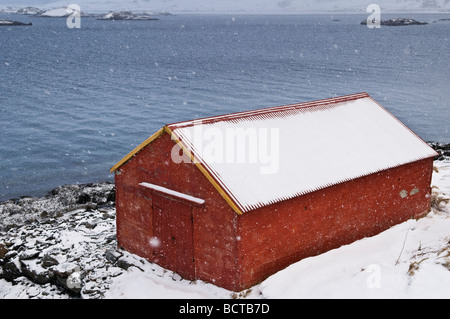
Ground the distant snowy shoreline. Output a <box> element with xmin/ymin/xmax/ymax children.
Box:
<box><xmin>0</xmin><ymin>6</ymin><xmax>171</xmax><ymax>18</ymax></box>
<box><xmin>2</xmin><ymin>5</ymin><xmax>450</xmax><ymax>16</ymax></box>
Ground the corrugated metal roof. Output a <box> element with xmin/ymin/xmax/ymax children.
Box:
<box><xmin>167</xmin><ymin>93</ymin><xmax>438</xmax><ymax>214</ymax></box>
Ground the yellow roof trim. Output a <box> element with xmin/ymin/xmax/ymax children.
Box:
<box><xmin>165</xmin><ymin>126</ymin><xmax>243</xmax><ymax>215</ymax></box>
<box><xmin>110</xmin><ymin>125</ymin><xmax>243</xmax><ymax>215</ymax></box>
<box><xmin>109</xmin><ymin>127</ymin><xmax>165</xmax><ymax>173</ymax></box>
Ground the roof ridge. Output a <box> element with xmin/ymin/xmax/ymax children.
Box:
<box><xmin>168</xmin><ymin>92</ymin><xmax>369</xmax><ymax>129</ymax></box>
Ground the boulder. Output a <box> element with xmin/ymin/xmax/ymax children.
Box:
<box><xmin>18</xmin><ymin>249</ymin><xmax>40</xmax><ymax>260</ymax></box>
<box><xmin>0</xmin><ymin>243</ymin><xmax>7</xmax><ymax>259</ymax></box>
<box><xmin>53</xmin><ymin>262</ymin><xmax>83</xmax><ymax>294</ymax></box>
<box><xmin>41</xmin><ymin>254</ymin><xmax>59</xmax><ymax>268</ymax></box>
<box><xmin>2</xmin><ymin>258</ymin><xmax>22</xmax><ymax>281</ymax></box>
<box><xmin>21</xmin><ymin>259</ymin><xmax>54</xmax><ymax>285</ymax></box>
<box><xmin>105</xmin><ymin>249</ymin><xmax>122</xmax><ymax>263</ymax></box>
<box><xmin>116</xmin><ymin>256</ymin><xmax>144</xmax><ymax>272</ymax></box>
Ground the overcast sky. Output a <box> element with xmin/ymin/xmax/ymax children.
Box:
<box><xmin>0</xmin><ymin>0</ymin><xmax>449</xmax><ymax>13</ymax></box>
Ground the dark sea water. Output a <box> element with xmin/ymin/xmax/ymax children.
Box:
<box><xmin>0</xmin><ymin>13</ymin><xmax>449</xmax><ymax>201</ymax></box>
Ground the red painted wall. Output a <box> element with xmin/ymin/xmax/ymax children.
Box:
<box><xmin>115</xmin><ymin>132</ymin><xmax>434</xmax><ymax>291</ymax></box>
<box><xmin>236</xmin><ymin>158</ymin><xmax>434</xmax><ymax>289</ymax></box>
<box><xmin>115</xmin><ymin>132</ymin><xmax>240</xmax><ymax>290</ymax></box>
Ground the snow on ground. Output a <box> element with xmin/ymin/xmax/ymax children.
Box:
<box><xmin>0</xmin><ymin>159</ymin><xmax>449</xmax><ymax>299</ymax></box>
<box><xmin>103</xmin><ymin>261</ymin><xmax>234</xmax><ymax>299</ymax></box>
<box><xmin>105</xmin><ymin>159</ymin><xmax>450</xmax><ymax>299</ymax></box>
<box><xmin>260</xmin><ymin>159</ymin><xmax>450</xmax><ymax>299</ymax></box>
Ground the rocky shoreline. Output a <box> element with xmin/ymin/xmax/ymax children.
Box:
<box><xmin>0</xmin><ymin>182</ymin><xmax>119</xmax><ymax>298</ymax></box>
<box><xmin>0</xmin><ymin>182</ymin><xmax>115</xmax><ymax>232</ymax></box>
<box><xmin>428</xmin><ymin>141</ymin><xmax>450</xmax><ymax>160</ymax></box>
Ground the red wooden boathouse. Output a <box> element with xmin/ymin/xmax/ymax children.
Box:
<box><xmin>110</xmin><ymin>93</ymin><xmax>438</xmax><ymax>291</ymax></box>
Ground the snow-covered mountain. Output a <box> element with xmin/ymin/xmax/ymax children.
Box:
<box><xmin>1</xmin><ymin>0</ymin><xmax>450</xmax><ymax>13</ymax></box>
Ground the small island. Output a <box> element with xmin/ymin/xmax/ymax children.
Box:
<box><xmin>361</xmin><ymin>17</ymin><xmax>428</xmax><ymax>26</ymax></box>
<box><xmin>97</xmin><ymin>11</ymin><xmax>159</xmax><ymax>21</ymax></box>
<box><xmin>0</xmin><ymin>19</ymin><xmax>32</xmax><ymax>26</ymax></box>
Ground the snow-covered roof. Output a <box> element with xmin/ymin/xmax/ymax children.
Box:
<box><xmin>167</xmin><ymin>93</ymin><xmax>437</xmax><ymax>214</ymax></box>
<box><xmin>112</xmin><ymin>93</ymin><xmax>438</xmax><ymax>214</ymax></box>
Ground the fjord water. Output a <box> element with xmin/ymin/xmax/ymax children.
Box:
<box><xmin>0</xmin><ymin>14</ymin><xmax>449</xmax><ymax>201</ymax></box>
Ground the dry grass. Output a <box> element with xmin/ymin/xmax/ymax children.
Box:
<box><xmin>231</xmin><ymin>288</ymin><xmax>255</xmax><ymax>299</ymax></box>
<box><xmin>408</xmin><ymin>258</ymin><xmax>428</xmax><ymax>276</ymax></box>
<box><xmin>407</xmin><ymin>239</ymin><xmax>450</xmax><ymax>277</ymax></box>
<box><xmin>431</xmin><ymin>192</ymin><xmax>450</xmax><ymax>212</ymax></box>
<box><xmin>437</xmin><ymin>242</ymin><xmax>450</xmax><ymax>271</ymax></box>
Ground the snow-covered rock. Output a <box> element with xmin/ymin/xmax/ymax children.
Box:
<box><xmin>0</xmin><ymin>182</ymin><xmax>115</xmax><ymax>232</ymax></box>
<box><xmin>0</xmin><ymin>19</ymin><xmax>32</xmax><ymax>26</ymax></box>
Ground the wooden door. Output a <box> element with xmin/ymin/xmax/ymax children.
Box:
<box><xmin>152</xmin><ymin>194</ymin><xmax>195</xmax><ymax>280</ymax></box>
